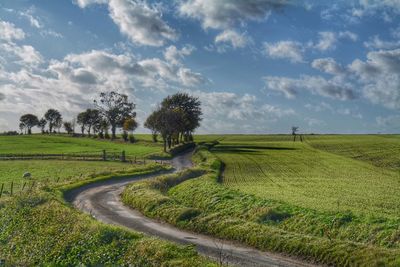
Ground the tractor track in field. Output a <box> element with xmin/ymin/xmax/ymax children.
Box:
<box><xmin>65</xmin><ymin>149</ymin><xmax>316</xmax><ymax>267</ymax></box>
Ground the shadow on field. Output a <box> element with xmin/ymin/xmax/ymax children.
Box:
<box><xmin>212</xmin><ymin>145</ymin><xmax>296</xmax><ymax>154</ymax></box>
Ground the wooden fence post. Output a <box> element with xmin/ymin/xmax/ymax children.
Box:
<box><xmin>0</xmin><ymin>183</ymin><xmax>3</xmax><ymax>198</ymax></box>
<box><xmin>102</xmin><ymin>150</ymin><xmax>106</xmax><ymax>161</ymax></box>
<box><xmin>121</xmin><ymin>151</ymin><xmax>126</xmax><ymax>162</ymax></box>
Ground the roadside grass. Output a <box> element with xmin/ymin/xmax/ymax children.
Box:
<box><xmin>0</xmin><ymin>159</ymin><xmax>215</xmax><ymax>266</ymax></box>
<box><xmin>0</xmin><ymin>134</ymin><xmax>163</xmax><ymax>158</ymax></box>
<box><xmin>121</xmin><ymin>144</ymin><xmax>400</xmax><ymax>266</ymax></box>
<box><xmin>0</xmin><ymin>192</ymin><xmax>215</xmax><ymax>266</ymax></box>
<box><xmin>306</xmin><ymin>134</ymin><xmax>400</xmax><ymax>170</ymax></box>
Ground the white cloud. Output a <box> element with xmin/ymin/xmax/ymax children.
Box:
<box><xmin>19</xmin><ymin>6</ymin><xmax>43</xmax><ymax>28</ymax></box>
<box><xmin>75</xmin><ymin>0</ymin><xmax>108</xmax><ymax>8</ymax></box>
<box><xmin>0</xmin><ymin>43</ymin><xmax>43</xmax><ymax>66</ymax></box>
<box><xmin>314</xmin><ymin>31</ymin><xmax>337</xmax><ymax>51</ymax></box>
<box><xmin>164</xmin><ymin>45</ymin><xmax>195</xmax><ymax>65</ymax></box>
<box><xmin>192</xmin><ymin>90</ymin><xmax>294</xmax><ymax>133</ymax></box>
<box><xmin>264</xmin><ymin>40</ymin><xmax>304</xmax><ymax>63</ymax></box>
<box><xmin>312</xmin><ymin>31</ymin><xmax>358</xmax><ymax>51</ymax></box>
<box><xmin>263</xmin><ymin>75</ymin><xmax>355</xmax><ymax>100</ymax></box>
<box><xmin>311</xmin><ymin>57</ymin><xmax>345</xmax><ymax>75</ymax></box>
<box><xmin>0</xmin><ymin>20</ymin><xmax>25</xmax><ymax>41</ymax></box>
<box><xmin>178</xmin><ymin>0</ymin><xmax>286</xmax><ymax>30</ymax></box>
<box><xmin>75</xmin><ymin>0</ymin><xmax>177</xmax><ymax>46</ymax></box>
<box><xmin>349</xmin><ymin>48</ymin><xmax>400</xmax><ymax>109</ymax></box>
<box><xmin>178</xmin><ymin>0</ymin><xmax>287</xmax><ymax>49</ymax></box>
<box><xmin>215</xmin><ymin>29</ymin><xmax>251</xmax><ymax>49</ymax></box>
<box><xmin>364</xmin><ymin>35</ymin><xmax>400</xmax><ymax>49</ymax></box>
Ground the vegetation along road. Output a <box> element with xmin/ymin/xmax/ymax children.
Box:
<box><xmin>66</xmin><ymin>149</ymin><xmax>315</xmax><ymax>267</ymax></box>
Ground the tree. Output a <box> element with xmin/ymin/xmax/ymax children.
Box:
<box><xmin>38</xmin><ymin>118</ymin><xmax>47</xmax><ymax>134</ymax></box>
<box><xmin>292</xmin><ymin>126</ymin><xmax>299</xmax><ymax>142</ymax></box>
<box><xmin>19</xmin><ymin>114</ymin><xmax>39</xmax><ymax>134</ymax></box>
<box><xmin>77</xmin><ymin>111</ymin><xmax>87</xmax><ymax>135</ymax></box>
<box><xmin>63</xmin><ymin>122</ymin><xmax>73</xmax><ymax>134</ymax></box>
<box><xmin>44</xmin><ymin>109</ymin><xmax>62</xmax><ymax>133</ymax></box>
<box><xmin>145</xmin><ymin>107</ymin><xmax>184</xmax><ymax>152</ymax></box>
<box><xmin>123</xmin><ymin>117</ymin><xmax>138</xmax><ymax>134</ymax></box>
<box><xmin>86</xmin><ymin>109</ymin><xmax>101</xmax><ymax>136</ymax></box>
<box><xmin>161</xmin><ymin>93</ymin><xmax>202</xmax><ymax>143</ymax></box>
<box><xmin>144</xmin><ymin>112</ymin><xmax>159</xmax><ymax>142</ymax></box>
<box><xmin>94</xmin><ymin>91</ymin><xmax>136</xmax><ymax>139</ymax></box>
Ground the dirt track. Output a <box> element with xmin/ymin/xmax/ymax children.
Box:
<box><xmin>65</xmin><ymin>150</ymin><xmax>316</xmax><ymax>267</ymax></box>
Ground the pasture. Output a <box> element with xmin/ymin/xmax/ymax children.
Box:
<box><xmin>0</xmin><ymin>134</ymin><xmax>161</xmax><ymax>157</ymax></box>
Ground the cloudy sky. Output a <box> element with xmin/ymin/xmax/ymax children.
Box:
<box><xmin>0</xmin><ymin>0</ymin><xmax>400</xmax><ymax>134</ymax></box>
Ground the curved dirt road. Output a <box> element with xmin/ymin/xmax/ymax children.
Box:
<box><xmin>66</xmin><ymin>150</ymin><xmax>316</xmax><ymax>267</ymax></box>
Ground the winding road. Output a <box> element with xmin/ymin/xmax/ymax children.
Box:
<box><xmin>65</xmin><ymin>150</ymin><xmax>316</xmax><ymax>267</ymax></box>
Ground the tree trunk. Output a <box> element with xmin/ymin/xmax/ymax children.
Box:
<box><xmin>163</xmin><ymin>137</ymin><xmax>167</xmax><ymax>152</ymax></box>
<box><xmin>111</xmin><ymin>125</ymin><xmax>117</xmax><ymax>140</ymax></box>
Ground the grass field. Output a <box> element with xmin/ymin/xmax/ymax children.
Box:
<box><xmin>0</xmin><ymin>160</ymin><xmax>148</xmax><ymax>184</ymax></box>
<box><xmin>212</xmin><ymin>138</ymin><xmax>400</xmax><ymax>218</ymax></box>
<box><xmin>306</xmin><ymin>134</ymin><xmax>400</xmax><ymax>170</ymax></box>
<box><xmin>0</xmin><ymin>134</ymin><xmax>162</xmax><ymax>157</ymax></box>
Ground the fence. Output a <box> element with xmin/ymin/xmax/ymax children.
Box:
<box><xmin>0</xmin><ymin>150</ymin><xmax>155</xmax><ymax>163</ymax></box>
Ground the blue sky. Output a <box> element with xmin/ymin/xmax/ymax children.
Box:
<box><xmin>0</xmin><ymin>0</ymin><xmax>400</xmax><ymax>134</ymax></box>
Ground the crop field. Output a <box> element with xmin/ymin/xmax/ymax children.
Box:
<box><xmin>306</xmin><ymin>134</ymin><xmax>400</xmax><ymax>170</ymax></box>
<box><xmin>210</xmin><ymin>135</ymin><xmax>400</xmax><ymax>218</ymax></box>
<box><xmin>0</xmin><ymin>134</ymin><xmax>162</xmax><ymax>157</ymax></box>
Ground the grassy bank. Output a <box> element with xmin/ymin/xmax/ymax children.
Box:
<box><xmin>122</xmin><ymin>143</ymin><xmax>400</xmax><ymax>266</ymax></box>
<box><xmin>0</xmin><ymin>192</ymin><xmax>215</xmax><ymax>266</ymax></box>
<box><xmin>0</xmin><ymin>147</ymin><xmax>214</xmax><ymax>265</ymax></box>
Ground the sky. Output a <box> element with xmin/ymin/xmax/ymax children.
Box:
<box><xmin>0</xmin><ymin>0</ymin><xmax>400</xmax><ymax>134</ymax></box>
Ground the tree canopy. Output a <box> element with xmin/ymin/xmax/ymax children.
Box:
<box><xmin>44</xmin><ymin>109</ymin><xmax>62</xmax><ymax>133</ymax></box>
<box><xmin>94</xmin><ymin>91</ymin><xmax>136</xmax><ymax>139</ymax></box>
<box><xmin>19</xmin><ymin>114</ymin><xmax>39</xmax><ymax>134</ymax></box>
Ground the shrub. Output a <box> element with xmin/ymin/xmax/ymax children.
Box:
<box><xmin>98</xmin><ymin>132</ymin><xmax>104</xmax><ymax>139</ymax></box>
<box><xmin>129</xmin><ymin>134</ymin><xmax>135</xmax><ymax>143</ymax></box>
<box><xmin>105</xmin><ymin>133</ymin><xmax>110</xmax><ymax>139</ymax></box>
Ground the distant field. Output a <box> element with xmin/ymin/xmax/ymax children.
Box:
<box><xmin>210</xmin><ymin>135</ymin><xmax>400</xmax><ymax>218</ymax></box>
<box><xmin>306</xmin><ymin>134</ymin><xmax>400</xmax><ymax>170</ymax></box>
<box><xmin>0</xmin><ymin>134</ymin><xmax>162</xmax><ymax>157</ymax></box>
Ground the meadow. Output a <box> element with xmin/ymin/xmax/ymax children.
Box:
<box><xmin>0</xmin><ymin>134</ymin><xmax>162</xmax><ymax>157</ymax></box>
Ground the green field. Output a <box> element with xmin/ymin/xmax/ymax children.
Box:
<box><xmin>212</xmin><ymin>137</ymin><xmax>400</xmax><ymax>217</ymax></box>
<box><xmin>122</xmin><ymin>135</ymin><xmax>400</xmax><ymax>266</ymax></box>
<box><xmin>0</xmin><ymin>134</ymin><xmax>161</xmax><ymax>157</ymax></box>
<box><xmin>0</xmin><ymin>160</ymin><xmax>147</xmax><ymax>184</ymax></box>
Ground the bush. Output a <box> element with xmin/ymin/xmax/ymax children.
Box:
<box><xmin>122</xmin><ymin>131</ymin><xmax>128</xmax><ymax>142</ymax></box>
<box><xmin>98</xmin><ymin>132</ymin><xmax>104</xmax><ymax>139</ymax></box>
<box><xmin>105</xmin><ymin>133</ymin><xmax>110</xmax><ymax>139</ymax></box>
<box><xmin>129</xmin><ymin>134</ymin><xmax>135</xmax><ymax>143</ymax></box>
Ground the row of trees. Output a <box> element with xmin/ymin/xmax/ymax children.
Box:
<box><xmin>19</xmin><ymin>109</ymin><xmax>62</xmax><ymax>135</ymax></box>
<box><xmin>18</xmin><ymin>91</ymin><xmax>202</xmax><ymax>150</ymax></box>
<box><xmin>145</xmin><ymin>93</ymin><xmax>202</xmax><ymax>152</ymax></box>
<box><xmin>19</xmin><ymin>91</ymin><xmax>137</xmax><ymax>139</ymax></box>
